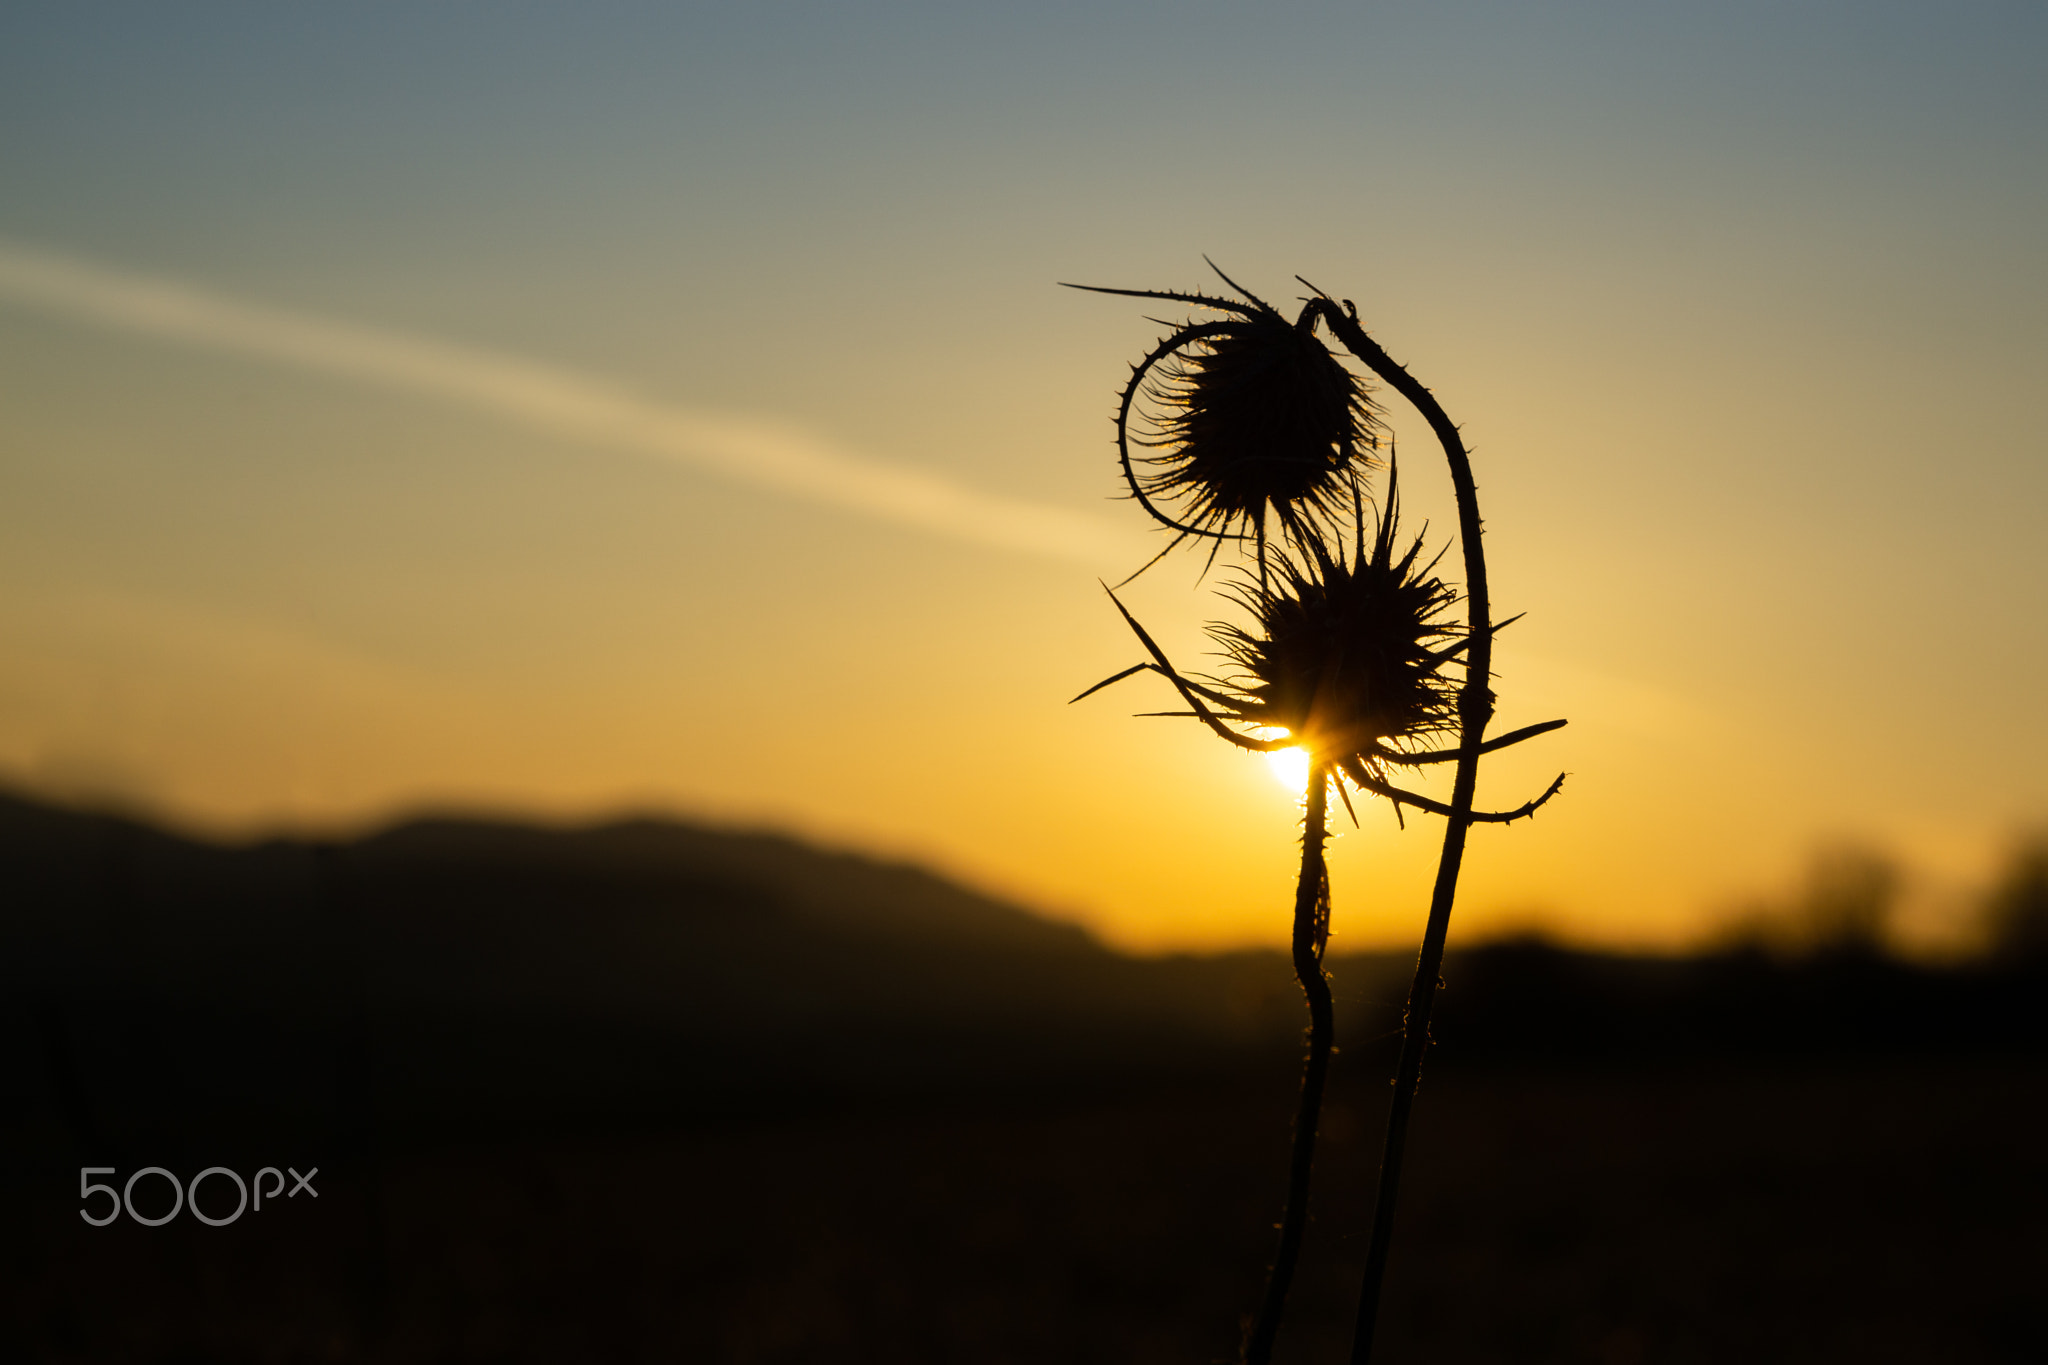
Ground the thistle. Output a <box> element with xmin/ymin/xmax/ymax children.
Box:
<box><xmin>1065</xmin><ymin>263</ymin><xmax>1382</xmax><ymax>578</ymax></box>
<box><xmin>1076</xmin><ymin>490</ymin><xmax>1560</xmax><ymax>1364</ymax></box>
<box><xmin>1213</xmin><ymin>475</ymin><xmax>1460</xmax><ymax>804</ymax></box>
<box><xmin>1070</xmin><ymin>267</ymin><xmax>1569</xmax><ymax>1365</ymax></box>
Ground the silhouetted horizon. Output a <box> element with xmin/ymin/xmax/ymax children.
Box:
<box><xmin>8</xmin><ymin>785</ymin><xmax>2043</xmax><ymax>1159</ymax></box>
<box><xmin>7</xmin><ymin>785</ymin><xmax>2046</xmax><ymax>1362</ymax></box>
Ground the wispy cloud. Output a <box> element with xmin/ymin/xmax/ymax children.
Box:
<box><xmin>0</xmin><ymin>239</ymin><xmax>1135</xmax><ymax>565</ymax></box>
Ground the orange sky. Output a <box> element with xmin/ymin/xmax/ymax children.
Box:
<box><xmin>2</xmin><ymin>4</ymin><xmax>2044</xmax><ymax>954</ymax></box>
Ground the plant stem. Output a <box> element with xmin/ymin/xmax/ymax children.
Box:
<box><xmin>1310</xmin><ymin>301</ymin><xmax>1496</xmax><ymax>1365</ymax></box>
<box><xmin>1348</xmin><ymin>785</ymin><xmax>1476</xmax><ymax>1361</ymax></box>
<box><xmin>1242</xmin><ymin>760</ymin><xmax>1334</xmax><ymax>1365</ymax></box>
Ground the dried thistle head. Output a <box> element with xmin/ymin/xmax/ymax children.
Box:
<box><xmin>1207</xmin><ymin>486</ymin><xmax>1460</xmax><ymax>787</ymax></box>
<box><xmin>1069</xmin><ymin>265</ymin><xmax>1383</xmax><ymax>559</ymax></box>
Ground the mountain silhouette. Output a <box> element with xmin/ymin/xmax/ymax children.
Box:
<box><xmin>5</xmin><ymin>788</ymin><xmax>2043</xmax><ymax>1166</ymax></box>
<box><xmin>1</xmin><ymin>790</ymin><xmax>1334</xmax><ymax>1160</ymax></box>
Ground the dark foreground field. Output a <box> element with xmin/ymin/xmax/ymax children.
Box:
<box><xmin>13</xmin><ymin>1062</ymin><xmax>2047</xmax><ymax>1364</ymax></box>
<box><xmin>4</xmin><ymin>793</ymin><xmax>2045</xmax><ymax>1362</ymax></box>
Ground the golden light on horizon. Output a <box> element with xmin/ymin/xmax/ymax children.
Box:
<box><xmin>1266</xmin><ymin>745</ymin><xmax>1310</xmax><ymax>794</ymax></box>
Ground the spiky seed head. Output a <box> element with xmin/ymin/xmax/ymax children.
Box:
<box><xmin>1116</xmin><ymin>282</ymin><xmax>1382</xmax><ymax>547</ymax></box>
<box><xmin>1211</xmin><ymin>500</ymin><xmax>1459</xmax><ymax>783</ymax></box>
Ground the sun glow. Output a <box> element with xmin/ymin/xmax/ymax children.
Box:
<box><xmin>1266</xmin><ymin>745</ymin><xmax>1311</xmax><ymax>793</ymax></box>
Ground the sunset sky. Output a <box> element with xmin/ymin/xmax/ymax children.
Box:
<box><xmin>3</xmin><ymin>2</ymin><xmax>2044</xmax><ymax>954</ymax></box>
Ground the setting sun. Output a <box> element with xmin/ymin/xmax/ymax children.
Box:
<box><xmin>1266</xmin><ymin>746</ymin><xmax>1310</xmax><ymax>794</ymax></box>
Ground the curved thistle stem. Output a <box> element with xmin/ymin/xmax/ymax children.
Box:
<box><xmin>1242</xmin><ymin>760</ymin><xmax>1335</xmax><ymax>1365</ymax></box>
<box><xmin>1346</xmin><ymin>770</ymin><xmax>1567</xmax><ymax>825</ymax></box>
<box><xmin>1095</xmin><ymin>587</ymin><xmax>1291</xmax><ymax>753</ymax></box>
<box><xmin>1071</xmin><ymin>662</ymin><xmax>1243</xmax><ymax>711</ymax></box>
<box><xmin>1303</xmin><ymin>294</ymin><xmax>1501</xmax><ymax>1365</ymax></box>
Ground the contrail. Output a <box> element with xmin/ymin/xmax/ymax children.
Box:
<box><xmin>0</xmin><ymin>239</ymin><xmax>1136</xmax><ymax>565</ymax></box>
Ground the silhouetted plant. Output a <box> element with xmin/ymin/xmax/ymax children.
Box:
<box><xmin>1068</xmin><ymin>266</ymin><xmax>1383</xmax><ymax>581</ymax></box>
<box><xmin>1070</xmin><ymin>265</ymin><xmax>1567</xmax><ymax>1365</ymax></box>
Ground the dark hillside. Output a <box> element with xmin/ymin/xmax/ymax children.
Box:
<box><xmin>6</xmin><ymin>789</ymin><xmax>2046</xmax><ymax>1161</ymax></box>
<box><xmin>0</xmin><ymin>790</ymin><xmax>1323</xmax><ymax>1159</ymax></box>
